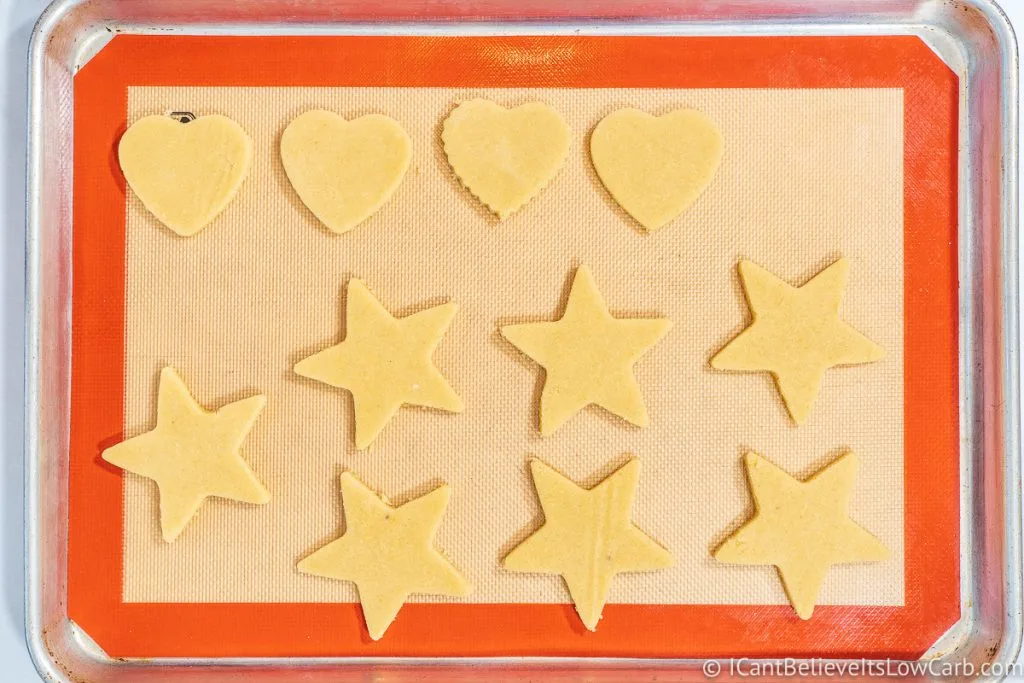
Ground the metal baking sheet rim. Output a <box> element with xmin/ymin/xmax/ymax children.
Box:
<box><xmin>24</xmin><ymin>0</ymin><xmax>1020</xmax><ymax>680</ymax></box>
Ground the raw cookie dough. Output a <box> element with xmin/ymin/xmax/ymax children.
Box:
<box><xmin>590</xmin><ymin>107</ymin><xmax>723</xmax><ymax>231</ymax></box>
<box><xmin>441</xmin><ymin>99</ymin><xmax>570</xmax><ymax>219</ymax></box>
<box><xmin>118</xmin><ymin>114</ymin><xmax>253</xmax><ymax>236</ymax></box>
<box><xmin>710</xmin><ymin>258</ymin><xmax>884</xmax><ymax>424</ymax></box>
<box><xmin>298</xmin><ymin>473</ymin><xmax>470</xmax><ymax>640</ymax></box>
<box><xmin>101</xmin><ymin>367</ymin><xmax>270</xmax><ymax>542</ymax></box>
<box><xmin>500</xmin><ymin>265</ymin><xmax>671</xmax><ymax>435</ymax></box>
<box><xmin>280</xmin><ymin>110</ymin><xmax>411</xmax><ymax>234</ymax></box>
<box><xmin>504</xmin><ymin>458</ymin><xmax>673</xmax><ymax>631</ymax></box>
<box><xmin>714</xmin><ymin>451</ymin><xmax>890</xmax><ymax>619</ymax></box>
<box><xmin>294</xmin><ymin>279</ymin><xmax>463</xmax><ymax>449</ymax></box>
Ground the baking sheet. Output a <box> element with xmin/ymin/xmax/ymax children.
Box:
<box><xmin>120</xmin><ymin>85</ymin><xmax>905</xmax><ymax>607</ymax></box>
<box><xmin>58</xmin><ymin>33</ymin><xmax>963</xmax><ymax>661</ymax></box>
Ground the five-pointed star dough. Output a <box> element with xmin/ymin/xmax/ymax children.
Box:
<box><xmin>710</xmin><ymin>258</ymin><xmax>884</xmax><ymax>424</ymax></box>
<box><xmin>297</xmin><ymin>473</ymin><xmax>470</xmax><ymax>640</ymax></box>
<box><xmin>294</xmin><ymin>279</ymin><xmax>463</xmax><ymax>449</ymax></box>
<box><xmin>101</xmin><ymin>367</ymin><xmax>270</xmax><ymax>542</ymax></box>
<box><xmin>500</xmin><ymin>266</ymin><xmax>671</xmax><ymax>435</ymax></box>
<box><xmin>501</xmin><ymin>456</ymin><xmax>671</xmax><ymax>634</ymax></box>
<box><xmin>504</xmin><ymin>458</ymin><xmax>673</xmax><ymax>631</ymax></box>
<box><xmin>714</xmin><ymin>451</ymin><xmax>889</xmax><ymax>619</ymax></box>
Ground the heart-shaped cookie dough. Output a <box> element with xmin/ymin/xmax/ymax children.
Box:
<box><xmin>591</xmin><ymin>108</ymin><xmax>723</xmax><ymax>232</ymax></box>
<box><xmin>442</xmin><ymin>99</ymin><xmax>570</xmax><ymax>219</ymax></box>
<box><xmin>280</xmin><ymin>110</ymin><xmax>411</xmax><ymax>235</ymax></box>
<box><xmin>118</xmin><ymin>114</ymin><xmax>253</xmax><ymax>237</ymax></box>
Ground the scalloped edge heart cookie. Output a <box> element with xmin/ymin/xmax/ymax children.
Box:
<box><xmin>442</xmin><ymin>99</ymin><xmax>570</xmax><ymax>219</ymax></box>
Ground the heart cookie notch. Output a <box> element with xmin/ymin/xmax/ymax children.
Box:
<box><xmin>118</xmin><ymin>114</ymin><xmax>253</xmax><ymax>237</ymax></box>
<box><xmin>591</xmin><ymin>108</ymin><xmax>723</xmax><ymax>232</ymax></box>
<box><xmin>442</xmin><ymin>99</ymin><xmax>570</xmax><ymax>219</ymax></box>
<box><xmin>280</xmin><ymin>110</ymin><xmax>411</xmax><ymax>235</ymax></box>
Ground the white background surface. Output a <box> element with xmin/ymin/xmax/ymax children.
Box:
<box><xmin>0</xmin><ymin>0</ymin><xmax>1020</xmax><ymax>680</ymax></box>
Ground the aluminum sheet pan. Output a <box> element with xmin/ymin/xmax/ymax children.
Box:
<box><xmin>25</xmin><ymin>0</ymin><xmax>1019</xmax><ymax>680</ymax></box>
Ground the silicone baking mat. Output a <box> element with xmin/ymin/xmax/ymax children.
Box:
<box><xmin>68</xmin><ymin>35</ymin><xmax>959</xmax><ymax>659</ymax></box>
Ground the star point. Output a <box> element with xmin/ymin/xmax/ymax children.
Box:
<box><xmin>297</xmin><ymin>472</ymin><xmax>470</xmax><ymax>640</ymax></box>
<box><xmin>101</xmin><ymin>367</ymin><xmax>269</xmax><ymax>542</ymax></box>
<box><xmin>503</xmin><ymin>458</ymin><xmax>673</xmax><ymax>631</ymax></box>
<box><xmin>711</xmin><ymin>258</ymin><xmax>884</xmax><ymax>424</ymax></box>
<box><xmin>295</xmin><ymin>279</ymin><xmax>463</xmax><ymax>449</ymax></box>
<box><xmin>714</xmin><ymin>451</ymin><xmax>889</xmax><ymax>619</ymax></box>
<box><xmin>500</xmin><ymin>265</ymin><xmax>671</xmax><ymax>435</ymax></box>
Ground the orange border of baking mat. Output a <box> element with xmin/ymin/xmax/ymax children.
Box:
<box><xmin>68</xmin><ymin>35</ymin><xmax>959</xmax><ymax>659</ymax></box>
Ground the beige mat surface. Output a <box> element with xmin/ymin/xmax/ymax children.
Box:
<box><xmin>121</xmin><ymin>86</ymin><xmax>904</xmax><ymax>606</ymax></box>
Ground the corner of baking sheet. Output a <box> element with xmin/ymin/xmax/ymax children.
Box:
<box><xmin>31</xmin><ymin>0</ymin><xmax>117</xmax><ymax>75</ymax></box>
<box><xmin>913</xmin><ymin>0</ymin><xmax>1017</xmax><ymax>80</ymax></box>
<box><xmin>71</xmin><ymin>30</ymin><xmax>116</xmax><ymax>74</ymax></box>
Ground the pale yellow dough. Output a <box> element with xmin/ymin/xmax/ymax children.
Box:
<box><xmin>500</xmin><ymin>265</ymin><xmax>671</xmax><ymax>435</ymax></box>
<box><xmin>710</xmin><ymin>258</ymin><xmax>884</xmax><ymax>424</ymax></box>
<box><xmin>441</xmin><ymin>99</ymin><xmax>570</xmax><ymax>219</ymax></box>
<box><xmin>280</xmin><ymin>110</ymin><xmax>411</xmax><ymax>234</ymax></box>
<box><xmin>118</xmin><ymin>114</ymin><xmax>253</xmax><ymax>236</ymax></box>
<box><xmin>101</xmin><ymin>367</ymin><xmax>270</xmax><ymax>542</ymax></box>
<box><xmin>294</xmin><ymin>279</ymin><xmax>463</xmax><ymax>449</ymax></box>
<box><xmin>298</xmin><ymin>473</ymin><xmax>470</xmax><ymax>640</ymax></box>
<box><xmin>590</xmin><ymin>107</ymin><xmax>723</xmax><ymax>231</ymax></box>
<box><xmin>504</xmin><ymin>458</ymin><xmax>673</xmax><ymax>631</ymax></box>
<box><xmin>714</xmin><ymin>452</ymin><xmax>890</xmax><ymax>619</ymax></box>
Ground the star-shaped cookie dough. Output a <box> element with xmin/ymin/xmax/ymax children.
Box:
<box><xmin>298</xmin><ymin>473</ymin><xmax>470</xmax><ymax>640</ymax></box>
<box><xmin>714</xmin><ymin>451</ymin><xmax>889</xmax><ymax>619</ymax></box>
<box><xmin>504</xmin><ymin>458</ymin><xmax>673</xmax><ymax>630</ymax></box>
<box><xmin>500</xmin><ymin>266</ymin><xmax>671</xmax><ymax>435</ymax></box>
<box><xmin>295</xmin><ymin>279</ymin><xmax>463</xmax><ymax>449</ymax></box>
<box><xmin>711</xmin><ymin>258</ymin><xmax>884</xmax><ymax>424</ymax></box>
<box><xmin>101</xmin><ymin>367</ymin><xmax>270</xmax><ymax>542</ymax></box>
